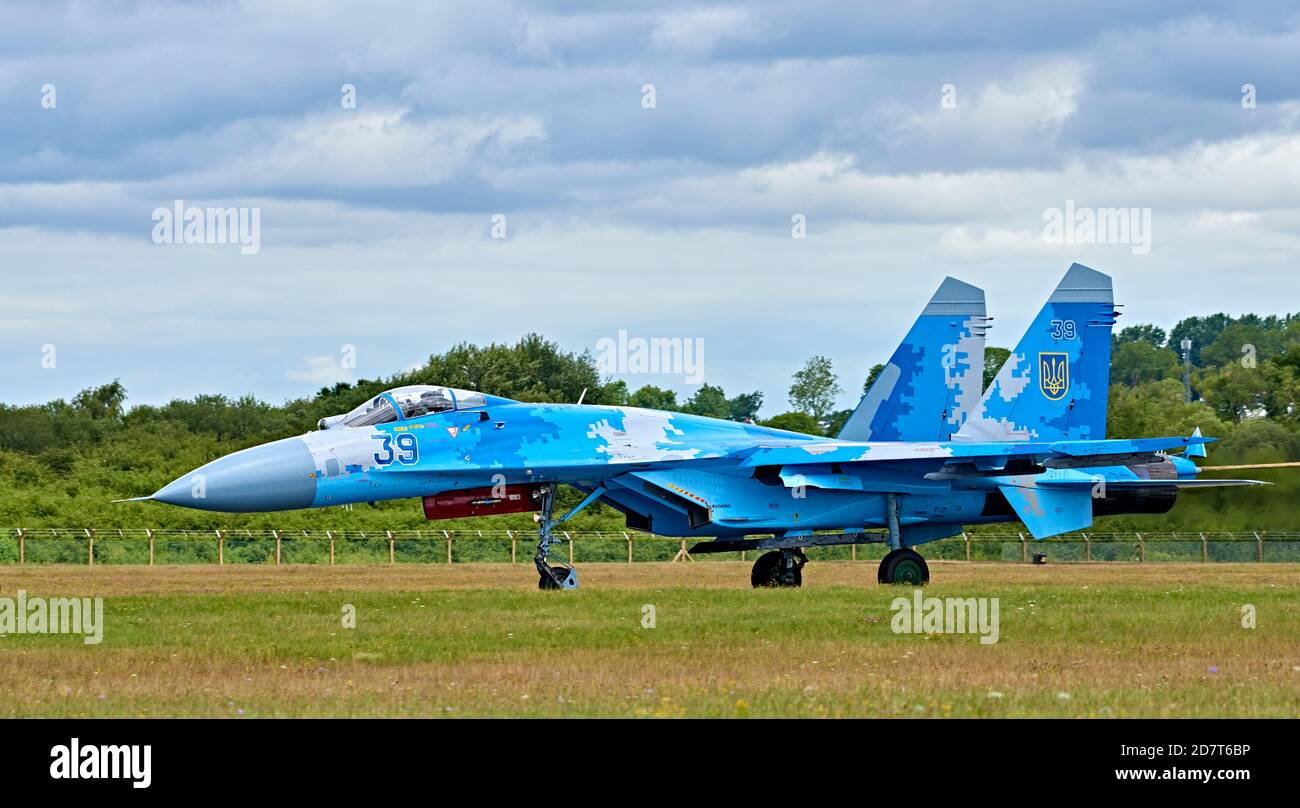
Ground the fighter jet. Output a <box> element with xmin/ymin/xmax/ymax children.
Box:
<box><xmin>120</xmin><ymin>264</ymin><xmax>1269</xmax><ymax>589</ymax></box>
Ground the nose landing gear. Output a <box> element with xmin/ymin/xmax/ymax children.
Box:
<box><xmin>538</xmin><ymin>564</ymin><xmax>578</xmax><ymax>590</ymax></box>
<box><xmin>533</xmin><ymin>485</ymin><xmax>578</xmax><ymax>590</ymax></box>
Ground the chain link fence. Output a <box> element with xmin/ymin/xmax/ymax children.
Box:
<box><xmin>2</xmin><ymin>528</ymin><xmax>1299</xmax><ymax>566</ymax></box>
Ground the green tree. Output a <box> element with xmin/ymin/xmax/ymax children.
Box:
<box><xmin>862</xmin><ymin>363</ymin><xmax>884</xmax><ymax>394</ymax></box>
<box><xmin>594</xmin><ymin>379</ymin><xmax>629</xmax><ymax>406</ymax></box>
<box><xmin>824</xmin><ymin>408</ymin><xmax>853</xmax><ymax>436</ymax></box>
<box><xmin>1106</xmin><ymin>379</ymin><xmax>1229</xmax><ymax>439</ymax></box>
<box><xmin>684</xmin><ymin>384</ymin><xmax>730</xmax><ymax>419</ymax></box>
<box><xmin>1218</xmin><ymin>419</ymin><xmax>1300</xmax><ymax>461</ymax></box>
<box><xmin>983</xmin><ymin>347</ymin><xmax>1010</xmax><ymax>390</ymax></box>
<box><xmin>72</xmin><ymin>380</ymin><xmax>127</xmax><ymax>420</ymax></box>
<box><xmin>1114</xmin><ymin>324</ymin><xmax>1167</xmax><ymax>348</ymax></box>
<box><xmin>409</xmin><ymin>333</ymin><xmax>607</xmax><ymax>404</ymax></box>
<box><xmin>1110</xmin><ymin>341</ymin><xmax>1179</xmax><ymax>387</ymax></box>
<box><xmin>1199</xmin><ymin>322</ymin><xmax>1291</xmax><ymax>369</ymax></box>
<box><xmin>1195</xmin><ymin>362</ymin><xmax>1300</xmax><ymax>424</ymax></box>
<box><xmin>727</xmin><ymin>391</ymin><xmax>764</xmax><ymax>422</ymax></box>
<box><xmin>1278</xmin><ymin>342</ymin><xmax>1300</xmax><ymax>374</ymax></box>
<box><xmin>1168</xmin><ymin>314</ymin><xmax>1234</xmax><ymax>367</ymax></box>
<box><xmin>761</xmin><ymin>412</ymin><xmax>823</xmax><ymax>435</ymax></box>
<box><xmin>788</xmin><ymin>356</ymin><xmax>842</xmax><ymax>421</ymax></box>
<box><xmin>628</xmin><ymin>385</ymin><xmax>679</xmax><ymax>411</ymax></box>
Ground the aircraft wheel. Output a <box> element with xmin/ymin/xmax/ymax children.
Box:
<box><xmin>751</xmin><ymin>551</ymin><xmax>802</xmax><ymax>588</ymax></box>
<box><xmin>878</xmin><ymin>548</ymin><xmax>929</xmax><ymax>585</ymax></box>
<box><xmin>538</xmin><ymin>565</ymin><xmax>570</xmax><ymax>590</ymax></box>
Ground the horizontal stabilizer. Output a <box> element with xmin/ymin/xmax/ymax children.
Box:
<box><xmin>111</xmin><ymin>496</ymin><xmax>155</xmax><ymax>503</ymax></box>
<box><xmin>741</xmin><ymin>434</ymin><xmax>1214</xmax><ymax>469</ymax></box>
<box><xmin>1047</xmin><ymin>435</ymin><xmax>1213</xmax><ymax>457</ymax></box>
<box><xmin>997</xmin><ymin>484</ymin><xmax>1093</xmax><ymax>539</ymax></box>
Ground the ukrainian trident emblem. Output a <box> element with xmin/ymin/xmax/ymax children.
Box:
<box><xmin>1038</xmin><ymin>352</ymin><xmax>1069</xmax><ymax>400</ymax></box>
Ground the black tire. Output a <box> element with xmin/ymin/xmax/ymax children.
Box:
<box><xmin>538</xmin><ymin>565</ymin><xmax>570</xmax><ymax>590</ymax></box>
<box><xmin>878</xmin><ymin>548</ymin><xmax>929</xmax><ymax>585</ymax></box>
<box><xmin>750</xmin><ymin>551</ymin><xmax>802</xmax><ymax>588</ymax></box>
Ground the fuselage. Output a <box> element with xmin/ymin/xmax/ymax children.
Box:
<box><xmin>148</xmin><ymin>397</ymin><xmax>1199</xmax><ymax>543</ymax></box>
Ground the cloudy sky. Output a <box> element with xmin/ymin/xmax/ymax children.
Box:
<box><xmin>3</xmin><ymin>1</ymin><xmax>1299</xmax><ymax>415</ymax></box>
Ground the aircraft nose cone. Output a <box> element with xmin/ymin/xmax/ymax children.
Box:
<box><xmin>153</xmin><ymin>437</ymin><xmax>317</xmax><ymax>512</ymax></box>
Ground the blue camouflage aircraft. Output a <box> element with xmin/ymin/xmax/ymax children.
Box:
<box><xmin>120</xmin><ymin>264</ymin><xmax>1268</xmax><ymax>589</ymax></box>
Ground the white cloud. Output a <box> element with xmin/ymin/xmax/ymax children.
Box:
<box><xmin>893</xmin><ymin>61</ymin><xmax>1086</xmax><ymax>146</ymax></box>
<box><xmin>287</xmin><ymin>355</ymin><xmax>353</xmax><ymax>387</ymax></box>
<box><xmin>4</xmin><ymin>2</ymin><xmax>1300</xmax><ymax>412</ymax></box>
<box><xmin>174</xmin><ymin>108</ymin><xmax>547</xmax><ymax>192</ymax></box>
<box><xmin>937</xmin><ymin>225</ymin><xmax>1060</xmax><ymax>259</ymax></box>
<box><xmin>648</xmin><ymin>8</ymin><xmax>763</xmax><ymax>55</ymax></box>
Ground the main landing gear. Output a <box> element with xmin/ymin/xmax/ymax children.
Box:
<box><xmin>878</xmin><ymin>548</ymin><xmax>929</xmax><ymax>585</ymax></box>
<box><xmin>534</xmin><ymin>485</ymin><xmax>578</xmax><ymax>590</ymax></box>
<box><xmin>876</xmin><ymin>493</ymin><xmax>929</xmax><ymax>585</ymax></box>
<box><xmin>746</xmin><ymin>546</ymin><xmax>928</xmax><ymax>587</ymax></box>
<box><xmin>750</xmin><ymin>548</ymin><xmax>807</xmax><ymax>588</ymax></box>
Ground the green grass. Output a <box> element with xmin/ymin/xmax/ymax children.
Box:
<box><xmin>1</xmin><ymin>562</ymin><xmax>1297</xmax><ymax>717</ymax></box>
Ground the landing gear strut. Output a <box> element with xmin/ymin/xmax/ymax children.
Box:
<box><xmin>875</xmin><ymin>493</ymin><xmax>929</xmax><ymax>585</ymax></box>
<box><xmin>750</xmin><ymin>549</ymin><xmax>806</xmax><ymax>588</ymax></box>
<box><xmin>878</xmin><ymin>548</ymin><xmax>929</xmax><ymax>585</ymax></box>
<box><xmin>534</xmin><ymin>485</ymin><xmax>578</xmax><ymax>590</ymax></box>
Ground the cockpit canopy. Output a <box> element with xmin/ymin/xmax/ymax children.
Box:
<box><xmin>318</xmin><ymin>385</ymin><xmax>490</xmax><ymax>430</ymax></box>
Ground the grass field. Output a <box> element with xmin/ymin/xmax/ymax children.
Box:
<box><xmin>1</xmin><ymin>561</ymin><xmax>1297</xmax><ymax>718</ymax></box>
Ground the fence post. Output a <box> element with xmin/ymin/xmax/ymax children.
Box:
<box><xmin>274</xmin><ymin>530</ymin><xmax>282</xmax><ymax>565</ymax></box>
<box><xmin>86</xmin><ymin>528</ymin><xmax>94</xmax><ymax>566</ymax></box>
<box><xmin>740</xmin><ymin>550</ymin><xmax>747</xmax><ymax>562</ymax></box>
<box><xmin>963</xmin><ymin>531</ymin><xmax>970</xmax><ymax>562</ymax></box>
<box><xmin>387</xmin><ymin>530</ymin><xmax>395</xmax><ymax>565</ymax></box>
<box><xmin>1255</xmin><ymin>531</ymin><xmax>1263</xmax><ymax>563</ymax></box>
<box><xmin>1082</xmin><ymin>533</ymin><xmax>1091</xmax><ymax>562</ymax></box>
<box><xmin>445</xmin><ymin>530</ymin><xmax>452</xmax><ymax>564</ymax></box>
<box><xmin>625</xmin><ymin>532</ymin><xmax>633</xmax><ymax>564</ymax></box>
<box><xmin>1137</xmin><ymin>532</ymin><xmax>1144</xmax><ymax>562</ymax></box>
<box><xmin>1200</xmin><ymin>532</ymin><xmax>1208</xmax><ymax>563</ymax></box>
<box><xmin>509</xmin><ymin>530</ymin><xmax>516</xmax><ymax>564</ymax></box>
<box><xmin>673</xmin><ymin>538</ymin><xmax>693</xmax><ymax>563</ymax></box>
<box><xmin>217</xmin><ymin>529</ymin><xmax>224</xmax><ymax>565</ymax></box>
<box><xmin>328</xmin><ymin>531</ymin><xmax>335</xmax><ymax>566</ymax></box>
<box><xmin>565</xmin><ymin>531</ymin><xmax>573</xmax><ymax>564</ymax></box>
<box><xmin>1019</xmin><ymin>533</ymin><xmax>1026</xmax><ymax>563</ymax></box>
<box><xmin>16</xmin><ymin>528</ymin><xmax>23</xmax><ymax>565</ymax></box>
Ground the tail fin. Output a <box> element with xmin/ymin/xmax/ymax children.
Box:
<box><xmin>838</xmin><ymin>277</ymin><xmax>987</xmax><ymax>442</ymax></box>
<box><xmin>955</xmin><ymin>263</ymin><xmax>1118</xmax><ymax>442</ymax></box>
